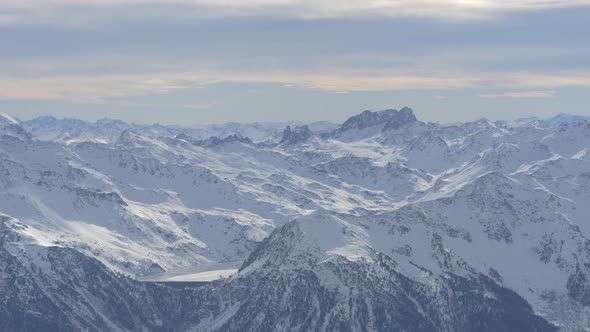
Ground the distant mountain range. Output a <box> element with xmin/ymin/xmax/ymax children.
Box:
<box><xmin>20</xmin><ymin>115</ymin><xmax>339</xmax><ymax>144</ymax></box>
<box><xmin>1</xmin><ymin>108</ymin><xmax>589</xmax><ymax>331</ymax></box>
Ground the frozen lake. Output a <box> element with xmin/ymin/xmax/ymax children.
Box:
<box><xmin>138</xmin><ymin>261</ymin><xmax>243</xmax><ymax>284</ymax></box>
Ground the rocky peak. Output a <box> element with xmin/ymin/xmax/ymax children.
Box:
<box><xmin>332</xmin><ymin>107</ymin><xmax>418</xmax><ymax>136</ymax></box>
<box><xmin>382</xmin><ymin>107</ymin><xmax>418</xmax><ymax>131</ymax></box>
<box><xmin>200</xmin><ymin>134</ymin><xmax>253</xmax><ymax>147</ymax></box>
<box><xmin>280</xmin><ymin>125</ymin><xmax>313</xmax><ymax>145</ymax></box>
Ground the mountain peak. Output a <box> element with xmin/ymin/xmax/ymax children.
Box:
<box><xmin>280</xmin><ymin>125</ymin><xmax>313</xmax><ymax>145</ymax></box>
<box><xmin>200</xmin><ymin>134</ymin><xmax>253</xmax><ymax>147</ymax></box>
<box><xmin>332</xmin><ymin>107</ymin><xmax>418</xmax><ymax>137</ymax></box>
<box><xmin>382</xmin><ymin>107</ymin><xmax>418</xmax><ymax>131</ymax></box>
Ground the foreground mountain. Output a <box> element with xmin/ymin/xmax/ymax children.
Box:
<box><xmin>1</xmin><ymin>108</ymin><xmax>590</xmax><ymax>330</ymax></box>
<box><xmin>0</xmin><ymin>213</ymin><xmax>556</xmax><ymax>331</ymax></box>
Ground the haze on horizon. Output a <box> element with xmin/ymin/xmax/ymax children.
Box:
<box><xmin>1</xmin><ymin>0</ymin><xmax>590</xmax><ymax>125</ymax></box>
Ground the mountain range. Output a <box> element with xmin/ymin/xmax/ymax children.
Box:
<box><xmin>1</xmin><ymin>109</ymin><xmax>589</xmax><ymax>331</ymax></box>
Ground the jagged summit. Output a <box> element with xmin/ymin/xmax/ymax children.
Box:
<box><xmin>280</xmin><ymin>125</ymin><xmax>313</xmax><ymax>145</ymax></box>
<box><xmin>200</xmin><ymin>134</ymin><xmax>253</xmax><ymax>147</ymax></box>
<box><xmin>382</xmin><ymin>107</ymin><xmax>418</xmax><ymax>131</ymax></box>
<box><xmin>330</xmin><ymin>107</ymin><xmax>418</xmax><ymax>138</ymax></box>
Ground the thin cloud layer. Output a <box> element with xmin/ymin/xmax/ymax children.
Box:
<box><xmin>1</xmin><ymin>70</ymin><xmax>588</xmax><ymax>103</ymax></box>
<box><xmin>1</xmin><ymin>0</ymin><xmax>590</xmax><ymax>26</ymax></box>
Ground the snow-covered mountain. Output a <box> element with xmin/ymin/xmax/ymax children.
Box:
<box><xmin>2</xmin><ymin>108</ymin><xmax>590</xmax><ymax>331</ymax></box>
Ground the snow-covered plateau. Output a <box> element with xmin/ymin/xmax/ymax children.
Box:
<box><xmin>1</xmin><ymin>108</ymin><xmax>589</xmax><ymax>331</ymax></box>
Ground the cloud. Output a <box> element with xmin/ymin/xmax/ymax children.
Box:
<box><xmin>479</xmin><ymin>90</ymin><xmax>555</xmax><ymax>98</ymax></box>
<box><xmin>1</xmin><ymin>0</ymin><xmax>589</xmax><ymax>26</ymax></box>
<box><xmin>0</xmin><ymin>75</ymin><xmax>190</xmax><ymax>103</ymax></box>
<box><xmin>1</xmin><ymin>2</ymin><xmax>588</xmax><ymax>104</ymax></box>
<box><xmin>0</xmin><ymin>68</ymin><xmax>588</xmax><ymax>103</ymax></box>
<box><xmin>103</xmin><ymin>100</ymin><xmax>219</xmax><ymax>110</ymax></box>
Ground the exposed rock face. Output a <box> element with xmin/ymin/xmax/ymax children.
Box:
<box><xmin>330</xmin><ymin>107</ymin><xmax>418</xmax><ymax>137</ymax></box>
<box><xmin>280</xmin><ymin>125</ymin><xmax>314</xmax><ymax>145</ymax></box>
<box><xmin>382</xmin><ymin>107</ymin><xmax>418</xmax><ymax>131</ymax></box>
<box><xmin>200</xmin><ymin>134</ymin><xmax>254</xmax><ymax>147</ymax></box>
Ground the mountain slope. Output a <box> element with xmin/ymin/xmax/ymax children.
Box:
<box><xmin>0</xmin><ymin>214</ymin><xmax>556</xmax><ymax>332</ymax></box>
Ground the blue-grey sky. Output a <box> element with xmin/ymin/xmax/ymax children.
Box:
<box><xmin>1</xmin><ymin>0</ymin><xmax>590</xmax><ymax>124</ymax></box>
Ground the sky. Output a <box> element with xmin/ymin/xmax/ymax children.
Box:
<box><xmin>1</xmin><ymin>0</ymin><xmax>590</xmax><ymax>125</ymax></box>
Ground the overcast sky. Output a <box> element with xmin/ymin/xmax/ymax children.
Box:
<box><xmin>1</xmin><ymin>0</ymin><xmax>590</xmax><ymax>124</ymax></box>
